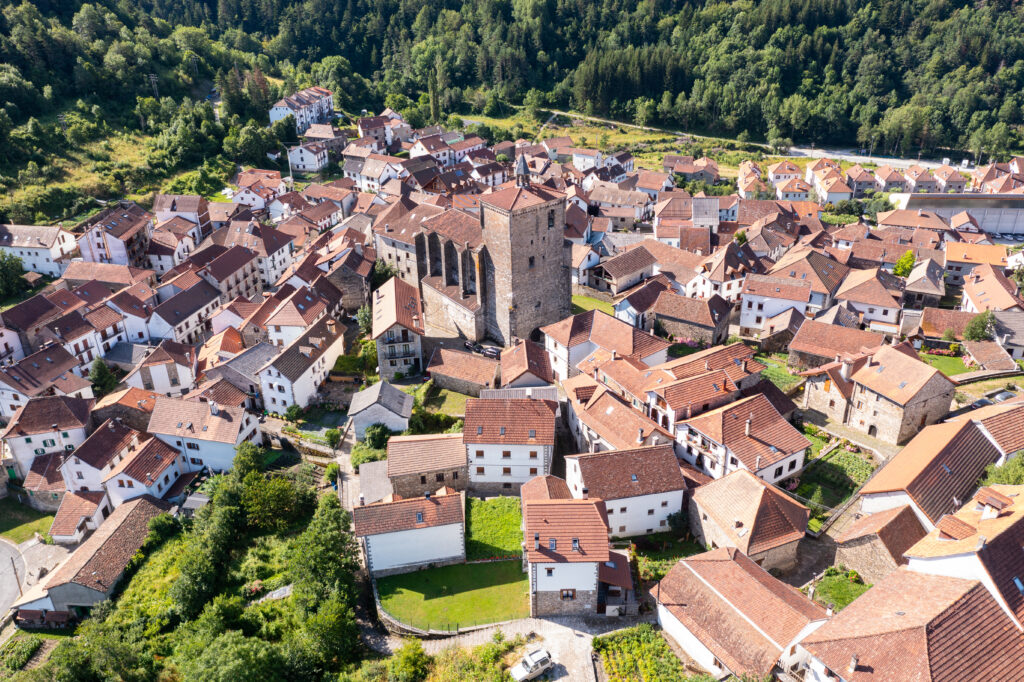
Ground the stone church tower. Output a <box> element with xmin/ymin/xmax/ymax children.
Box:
<box><xmin>478</xmin><ymin>158</ymin><xmax>570</xmax><ymax>345</ymax></box>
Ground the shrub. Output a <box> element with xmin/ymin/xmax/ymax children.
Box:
<box><xmin>284</xmin><ymin>404</ymin><xmax>304</xmax><ymax>422</ymax></box>
<box><xmin>350</xmin><ymin>443</ymin><xmax>386</xmax><ymax>471</ymax></box>
<box><xmin>1</xmin><ymin>635</ymin><xmax>42</xmax><ymax>673</ymax></box>
<box><xmin>393</xmin><ymin>371</ymin><xmax>405</xmax><ymax>381</ymax></box>
<box><xmin>666</xmin><ymin>509</ymin><xmax>687</xmax><ymax>534</ymax></box>
<box><xmin>363</xmin><ymin>423</ymin><xmax>394</xmax><ymax>449</ymax></box>
<box><xmin>388</xmin><ymin>639</ymin><xmax>430</xmax><ymax>682</ymax></box>
<box><xmin>325</xmin><ymin>429</ymin><xmax>342</xmax><ymax>450</ymax></box>
<box><xmin>324</xmin><ymin>462</ymin><xmax>340</xmax><ymax>482</ymax></box>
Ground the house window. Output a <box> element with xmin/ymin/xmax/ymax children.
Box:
<box><xmin>476</xmin><ymin>450</ymin><xmax>484</xmax><ymax>458</ymax></box>
<box><xmin>415</xmin><ymin>512</ymin><xmax>424</xmax><ymax>523</ymax></box>
<box><xmin>452</xmin><ymin>471</ymin><xmax>458</xmax><ymax>480</ymax></box>
<box><xmin>117</xmin><ymin>480</ymin><xmax>124</xmax><ymax>487</ymax></box>
<box><xmin>435</xmin><ymin>473</ymin><xmax>444</xmax><ymax>482</ymax></box>
<box><xmin>502</xmin><ymin>467</ymin><xmax>511</xmax><ymax>476</ymax></box>
<box><xmin>126</xmin><ymin>480</ymin><xmax>134</xmax><ymax>488</ymax></box>
<box><xmin>476</xmin><ymin>467</ymin><xmax>485</xmax><ymax>475</ymax></box>
<box><xmin>789</xmin><ymin>460</ymin><xmax>797</xmax><ymax>471</ymax></box>
<box><xmin>774</xmin><ymin>466</ymin><xmax>783</xmax><ymax>478</ymax></box>
<box><xmin>545</xmin><ymin>568</ymin><xmax>554</xmax><ymax>577</ymax></box>
<box><xmin>186</xmin><ymin>443</ymin><xmax>199</xmax><ymax>450</ymax></box>
<box><xmin>76</xmin><ymin>471</ymin><xmax>83</xmax><ymax>479</ymax></box>
<box><xmin>619</xmin><ymin>507</ymin><xmax>626</xmax><ymax>513</ymax></box>
<box><xmin>190</xmin><ymin>457</ymin><xmax>202</xmax><ymax>465</ymax></box>
<box><xmin>661</xmin><ymin>500</ymin><xmax>668</xmax><ymax>507</ymax></box>
<box><xmin>647</xmin><ymin>509</ymin><xmax>654</xmax><ymax>515</ymax></box>
<box><xmin>528</xmin><ymin>256</ymin><xmax>535</xmax><ymax>269</ymax></box>
<box><xmin>502</xmin><ymin>482</ymin><xmax>512</xmax><ymax>489</ymax></box>
<box><xmin>549</xmin><ymin>538</ymin><xmax>557</xmax><ymax>550</ymax></box>
<box><xmin>420</xmin><ymin>475</ymin><xmax>426</xmax><ymax>484</ymax></box>
<box><xmin>660</xmin><ymin>519</ymin><xmax>667</xmax><ymax>527</ymax></box>
<box><xmin>829</xmin><ymin>399</ymin><xmax>836</xmax><ymax>408</ymax></box>
<box><xmin>729</xmin><ymin>457</ymin><xmax>738</xmax><ymax>466</ymax></box>
<box><xmin>529</xmin><ymin>467</ymin><xmax>538</xmax><ymax>475</ymax></box>
<box><xmin>571</xmin><ymin>538</ymin><xmax>580</xmax><ymax>551</ymax></box>
<box><xmin>502</xmin><ymin>450</ymin><xmax>511</xmax><ymax>458</ymax></box>
<box><xmin>529</xmin><ymin>451</ymin><xmax>538</xmax><ymax>459</ymax></box>
<box><xmin>528</xmin><ymin>429</ymin><xmax>536</xmax><ymax>438</ymax></box>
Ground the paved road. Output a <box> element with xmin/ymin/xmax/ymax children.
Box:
<box><xmin>788</xmin><ymin>145</ymin><xmax>948</xmax><ymax>170</ymax></box>
<box><xmin>0</xmin><ymin>538</ymin><xmax>25</xmax><ymax>615</ymax></box>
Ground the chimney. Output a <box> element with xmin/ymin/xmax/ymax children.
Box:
<box><xmin>705</xmin><ymin>360</ymin><xmax>710</xmax><ymax>371</ymax></box>
<box><xmin>637</xmin><ymin>428</ymin><xmax>644</xmax><ymax>444</ymax></box>
<box><xmin>840</xmin><ymin>358</ymin><xmax>853</xmax><ymax>381</ymax></box>
<box><xmin>611</xmin><ymin>349</ymin><xmax>617</xmax><ymax>360</ymax></box>
<box><xmin>755</xmin><ymin>455</ymin><xmax>762</xmax><ymax>470</ymax></box>
<box><xmin>424</xmin><ymin>491</ymin><xmax>431</xmax><ymax>500</ymax></box>
<box><xmin>745</xmin><ymin>417</ymin><xmax>752</xmax><ymax>437</ymax></box>
<box><xmin>209</xmin><ymin>401</ymin><xmax>219</xmax><ymax>416</ymax></box>
<box><xmin>976</xmin><ymin>534</ymin><xmax>987</xmax><ymax>550</ymax></box>
<box><xmin>534</xmin><ymin>532</ymin><xmax>540</xmax><ymax>550</ymax></box>
<box><xmin>358</xmin><ymin>494</ymin><xmax>365</xmax><ymax>506</ymax></box>
<box><xmin>582</xmin><ymin>487</ymin><xmax>589</xmax><ymax>500</ymax></box>
<box><xmin>107</xmin><ymin>421</ymin><xmax>115</xmax><ymax>430</ymax></box>
<box><xmin>849</xmin><ymin>655</ymin><xmax>859</xmax><ymax>674</ymax></box>
<box><xmin>326</xmin><ymin>318</ymin><xmax>337</xmax><ymax>335</ymax></box>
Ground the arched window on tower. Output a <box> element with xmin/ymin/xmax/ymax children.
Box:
<box><xmin>548</xmin><ymin>210</ymin><xmax>555</xmax><ymax>229</ymax></box>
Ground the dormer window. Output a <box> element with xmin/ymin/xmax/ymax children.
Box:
<box><xmin>571</xmin><ymin>538</ymin><xmax>580</xmax><ymax>552</ymax></box>
<box><xmin>528</xmin><ymin>429</ymin><xmax>536</xmax><ymax>438</ymax></box>
<box><xmin>500</xmin><ymin>426</ymin><xmax>506</xmax><ymax>435</ymax></box>
<box><xmin>415</xmin><ymin>512</ymin><xmax>424</xmax><ymax>523</ymax></box>
<box><xmin>548</xmin><ymin>538</ymin><xmax>556</xmax><ymax>551</ymax></box>
<box><xmin>477</xmin><ymin>426</ymin><xmax>483</xmax><ymax>435</ymax></box>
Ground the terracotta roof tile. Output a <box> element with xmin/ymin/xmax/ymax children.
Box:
<box><xmin>1</xmin><ymin>396</ymin><xmax>92</xmax><ymax>437</ymax></box>
<box><xmin>500</xmin><ymin>340</ymin><xmax>553</xmax><ymax>386</ymax></box>
<box><xmin>23</xmin><ymin>452</ymin><xmax>64</xmax><ymax>493</ymax></box>
<box><xmin>426</xmin><ymin>348</ymin><xmax>499</xmax><ymax>389</ymax></box>
<box><xmin>565</xmin><ymin>444</ymin><xmax>684</xmax><ymax>501</ymax></box>
<box><xmin>371</xmin><ymin>276</ymin><xmax>424</xmax><ymax>338</ymax></box>
<box><xmin>540</xmin><ymin>310</ymin><xmax>671</xmax><ymax>359</ymax></box>
<box><xmin>861</xmin><ymin>420</ymin><xmax>1001</xmax><ymax>524</ymax></box>
<box><xmin>801</xmin><ymin>568</ymin><xmax>1024</xmax><ymax>681</ymax></box>
<box><xmin>352</xmin><ymin>490</ymin><xmax>464</xmax><ymax>536</ymax></box>
<box><xmin>49</xmin><ymin>490</ymin><xmax>107</xmax><ymax>537</ymax></box>
<box><xmin>694</xmin><ymin>470</ymin><xmax>808</xmax><ymax>554</ymax></box>
<box><xmin>849</xmin><ymin>343</ymin><xmax>950</xmax><ymax>405</ymax></box>
<box><xmin>521</xmin><ymin>475</ymin><xmax>572</xmax><ymax>500</ymax></box>
<box><xmin>68</xmin><ymin>419</ymin><xmax>142</xmax><ymax>470</ymax></box>
<box><xmin>464</xmin><ymin>399</ymin><xmax>557</xmax><ymax>445</ymax></box>
<box><xmin>837</xmin><ymin>505</ymin><xmax>926</xmax><ymax>565</ymax></box>
<box><xmin>386</xmin><ymin>433</ymin><xmax>465</xmax><ymax>478</ymax></box>
<box><xmin>789</xmin><ymin>319</ymin><xmax>884</xmax><ymax>361</ymax></box>
<box><xmin>681</xmin><ymin>394</ymin><xmax>810</xmax><ymax>471</ymax></box>
<box><xmin>523</xmin><ymin>498</ymin><xmax>609</xmax><ymax>563</ymax></box>
<box><xmin>655</xmin><ymin>548</ymin><xmax>826</xmax><ymax>677</ymax></box>
<box><xmin>918</xmin><ymin>307</ymin><xmax>975</xmax><ymax>340</ymax></box>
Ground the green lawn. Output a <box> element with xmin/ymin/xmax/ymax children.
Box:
<box><xmin>377</xmin><ymin>561</ymin><xmax>529</xmax><ymax>631</ymax></box>
<box><xmin>571</xmin><ymin>294</ymin><xmax>614</xmax><ymax>316</ymax></box>
<box><xmin>402</xmin><ymin>381</ymin><xmax>470</xmax><ymax>417</ymax></box>
<box><xmin>802</xmin><ymin>425</ymin><xmax>829</xmax><ymax>459</ymax></box>
<box><xmin>0</xmin><ymin>279</ymin><xmax>52</xmax><ymax>313</ymax></box>
<box><xmin>918</xmin><ymin>352</ymin><xmax>971</xmax><ymax>376</ymax></box>
<box><xmin>465</xmin><ymin>497</ymin><xmax>523</xmax><ymax>561</ymax></box>
<box><xmin>754</xmin><ymin>353</ymin><xmax>803</xmax><ymax>392</ymax></box>
<box><xmin>808</xmin><ymin>570</ymin><xmax>871</xmax><ymax>611</ymax></box>
<box><xmin>0</xmin><ymin>498</ymin><xmax>54</xmax><ymax>544</ymax></box>
<box><xmin>668</xmin><ymin>343</ymin><xmax>702</xmax><ymax>358</ymax></box>
<box><xmin>632</xmin><ymin>532</ymin><xmax>705</xmax><ymax>581</ymax></box>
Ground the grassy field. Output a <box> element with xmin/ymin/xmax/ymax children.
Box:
<box><xmin>956</xmin><ymin>376</ymin><xmax>1022</xmax><ymax>401</ymax></box>
<box><xmin>402</xmin><ymin>381</ymin><xmax>470</xmax><ymax>417</ymax></box>
<box><xmin>103</xmin><ymin>535</ymin><xmax>188</xmax><ymax>638</ymax></box>
<box><xmin>803</xmin><ymin>426</ymin><xmax>830</xmax><ymax>459</ymax></box>
<box><xmin>793</xmin><ymin>447</ymin><xmax>877</xmax><ymax>532</ymax></box>
<box><xmin>918</xmin><ymin>352</ymin><xmax>971</xmax><ymax>376</ymax></box>
<box><xmin>808</xmin><ymin>570</ymin><xmax>871</xmax><ymax>611</ymax></box>
<box><xmin>377</xmin><ymin>560</ymin><xmax>529</xmax><ymax>631</ymax></box>
<box><xmin>465</xmin><ymin>497</ymin><xmax>523</xmax><ymax>561</ymax></box>
<box><xmin>754</xmin><ymin>352</ymin><xmax>803</xmax><ymax>392</ymax></box>
<box><xmin>571</xmin><ymin>294</ymin><xmax>615</xmax><ymax>316</ymax></box>
<box><xmin>0</xmin><ymin>498</ymin><xmax>54</xmax><ymax>544</ymax></box>
<box><xmin>632</xmin><ymin>532</ymin><xmax>705</xmax><ymax>582</ymax></box>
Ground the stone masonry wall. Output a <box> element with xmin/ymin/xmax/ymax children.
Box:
<box><xmin>533</xmin><ymin>589</ymin><xmax>598</xmax><ymax>617</ymax></box>
<box><xmin>835</xmin><ymin>536</ymin><xmax>901</xmax><ymax>585</ymax></box>
<box><xmin>390</xmin><ymin>467</ymin><xmax>469</xmax><ymax>499</ymax></box>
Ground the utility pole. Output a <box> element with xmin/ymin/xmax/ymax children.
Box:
<box><xmin>10</xmin><ymin>556</ymin><xmax>22</xmax><ymax>597</ymax></box>
<box><xmin>148</xmin><ymin>73</ymin><xmax>159</xmax><ymax>98</ymax></box>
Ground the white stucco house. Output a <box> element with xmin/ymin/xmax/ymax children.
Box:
<box><xmin>348</xmin><ymin>381</ymin><xmax>414</xmax><ymax>440</ymax></box>
<box><xmin>0</xmin><ymin>224</ymin><xmax>77</xmax><ymax>277</ymax></box>
<box><xmin>564</xmin><ymin>444</ymin><xmax>685</xmax><ymax>538</ymax></box>
<box><xmin>463</xmin><ymin>398</ymin><xmax>558</xmax><ymax>495</ymax></box>
<box><xmin>147</xmin><ymin>396</ymin><xmax>261</xmax><ymax>473</ymax></box>
<box><xmin>352</xmin><ymin>489</ymin><xmax>466</xmax><ymax>577</ymax></box>
<box><xmin>259</xmin><ymin>316</ymin><xmax>346</xmax><ymax>410</ymax></box>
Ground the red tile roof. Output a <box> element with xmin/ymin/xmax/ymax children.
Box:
<box><xmin>540</xmin><ymin>310</ymin><xmax>671</xmax><ymax>359</ymax></box>
<box><xmin>523</xmin><ymin>499</ymin><xmax>610</xmax><ymax>563</ymax></box>
<box><xmin>655</xmin><ymin>548</ymin><xmax>826</xmax><ymax>677</ymax></box>
<box><xmin>463</xmin><ymin>399</ymin><xmax>557</xmax><ymax>445</ymax></box>
<box><xmin>801</xmin><ymin>568</ymin><xmax>1024</xmax><ymax>682</ymax></box>
<box><xmin>49</xmin><ymin>491</ymin><xmax>106</xmax><ymax>538</ymax></box>
<box><xmin>788</xmin><ymin>320</ymin><xmax>884</xmax><ymax>361</ymax></box>
<box><xmin>565</xmin><ymin>444</ymin><xmax>685</xmax><ymax>500</ymax></box>
<box><xmin>426</xmin><ymin>348</ymin><xmax>499</xmax><ymax>389</ymax></box>
<box><xmin>520</xmin><ymin>475</ymin><xmax>572</xmax><ymax>501</ymax></box>
<box><xmin>352</xmin><ymin>490</ymin><xmax>464</xmax><ymax>536</ymax></box>
<box><xmin>500</xmin><ymin>339</ymin><xmax>553</xmax><ymax>386</ymax></box>
<box><xmin>1</xmin><ymin>396</ymin><xmax>92</xmax><ymax>437</ymax></box>
<box><xmin>386</xmin><ymin>433</ymin><xmax>466</xmax><ymax>477</ymax></box>
<box><xmin>836</xmin><ymin>505</ymin><xmax>926</xmax><ymax>566</ymax></box>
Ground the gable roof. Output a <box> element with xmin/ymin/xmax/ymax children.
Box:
<box><xmin>264</xmin><ymin>316</ymin><xmax>344</xmax><ymax>383</ymax></box>
<box><xmin>500</xmin><ymin>339</ymin><xmax>553</xmax><ymax>386</ymax></box>
<box><xmin>371</xmin><ymin>276</ymin><xmax>424</xmax><ymax>338</ymax></box>
<box><xmin>1</xmin><ymin>395</ymin><xmax>92</xmax><ymax>437</ymax></box>
<box><xmin>789</xmin><ymin>319</ymin><xmax>884</xmax><ymax>360</ymax></box>
<box><xmin>655</xmin><ymin>548</ymin><xmax>826</xmax><ymax>677</ymax></box>
<box><xmin>66</xmin><ymin>419</ymin><xmax>141</xmax><ymax>470</ymax></box>
<box><xmin>352</xmin><ymin>490</ymin><xmax>464</xmax><ymax>537</ymax></box>
<box><xmin>850</xmin><ymin>343</ymin><xmax>951</xmax><ymax>406</ymax></box>
<box><xmin>464</xmin><ymin>398</ymin><xmax>557</xmax><ymax>445</ymax></box>
<box><xmin>540</xmin><ymin>310</ymin><xmax>671</xmax><ymax>358</ymax></box>
<box><xmin>801</xmin><ymin>568</ymin><xmax>1024</xmax><ymax>681</ymax></box>
<box><xmin>426</xmin><ymin>348</ymin><xmax>499</xmax><ymax>389</ymax></box>
<box><xmin>565</xmin><ymin>444</ymin><xmax>685</xmax><ymax>500</ymax></box>
<box><xmin>522</xmin><ymin>498</ymin><xmax>609</xmax><ymax>564</ymax></box>
<box><xmin>386</xmin><ymin>433</ymin><xmax>465</xmax><ymax>478</ymax></box>
<box><xmin>521</xmin><ymin>475</ymin><xmax>572</xmax><ymax>501</ymax></box>
<box><xmin>49</xmin><ymin>490</ymin><xmax>107</xmax><ymax>538</ymax></box>
<box><xmin>694</xmin><ymin>469</ymin><xmax>809</xmax><ymax>554</ymax></box>
<box><xmin>681</xmin><ymin>394</ymin><xmax>810</xmax><ymax>470</ymax></box>
<box><xmin>44</xmin><ymin>495</ymin><xmax>170</xmax><ymax>593</ymax></box>
<box><xmin>147</xmin><ymin>396</ymin><xmax>250</xmax><ymax>444</ymax></box>
<box><xmin>860</xmin><ymin>420</ymin><xmax>1002</xmax><ymax>524</ymax></box>
<box><xmin>348</xmin><ymin>381</ymin><xmax>414</xmax><ymax>419</ymax></box>
<box><xmin>836</xmin><ymin>504</ymin><xmax>927</xmax><ymax>566</ymax></box>
<box><xmin>598</xmin><ymin>246</ymin><xmax>657</xmax><ymax>280</ymax></box>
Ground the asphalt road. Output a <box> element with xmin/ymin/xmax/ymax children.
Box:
<box><xmin>0</xmin><ymin>540</ymin><xmax>25</xmax><ymax>615</ymax></box>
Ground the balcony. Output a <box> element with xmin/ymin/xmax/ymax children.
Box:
<box><xmin>383</xmin><ymin>347</ymin><xmax>418</xmax><ymax>360</ymax></box>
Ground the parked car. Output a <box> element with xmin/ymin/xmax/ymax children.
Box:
<box><xmin>510</xmin><ymin>650</ymin><xmax>553</xmax><ymax>681</ymax></box>
<box><xmin>481</xmin><ymin>346</ymin><xmax>500</xmax><ymax>359</ymax></box>
<box><xmin>971</xmin><ymin>398</ymin><xmax>994</xmax><ymax>409</ymax></box>
<box><xmin>993</xmin><ymin>390</ymin><xmax>1017</xmax><ymax>402</ymax></box>
<box><xmin>464</xmin><ymin>340</ymin><xmax>483</xmax><ymax>354</ymax></box>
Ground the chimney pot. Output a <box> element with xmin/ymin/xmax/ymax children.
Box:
<box><xmin>745</xmin><ymin>418</ymin><xmax>752</xmax><ymax>437</ymax></box>
<box><xmin>849</xmin><ymin>655</ymin><xmax>859</xmax><ymax>673</ymax></box>
<box><xmin>582</xmin><ymin>487</ymin><xmax>589</xmax><ymax>499</ymax></box>
<box><xmin>637</xmin><ymin>428</ymin><xmax>644</xmax><ymax>443</ymax></box>
<box><xmin>358</xmin><ymin>494</ymin><xmax>365</xmax><ymax>506</ymax></box>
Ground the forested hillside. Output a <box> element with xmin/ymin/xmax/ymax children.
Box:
<box><xmin>1</xmin><ymin>0</ymin><xmax>1024</xmax><ymax>221</ymax></box>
